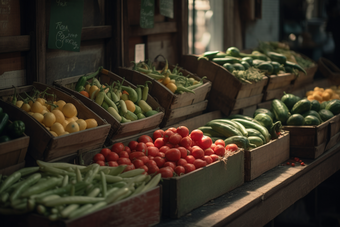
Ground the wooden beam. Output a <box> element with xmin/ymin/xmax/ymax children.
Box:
<box><xmin>81</xmin><ymin>26</ymin><xmax>112</xmax><ymax>41</ymax></box>
<box><xmin>0</xmin><ymin>35</ymin><xmax>30</xmax><ymax>53</ymax></box>
<box><xmin>129</xmin><ymin>22</ymin><xmax>177</xmax><ymax>37</ymax></box>
<box><xmin>35</xmin><ymin>0</ymin><xmax>46</xmax><ymax>84</ymax></box>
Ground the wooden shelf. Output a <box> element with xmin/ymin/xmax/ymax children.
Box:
<box><xmin>81</xmin><ymin>25</ymin><xmax>112</xmax><ymax>41</ymax></box>
<box><xmin>0</xmin><ymin>35</ymin><xmax>30</xmax><ymax>53</ymax></box>
<box><xmin>156</xmin><ymin>143</ymin><xmax>340</xmax><ymax>227</ymax></box>
<box><xmin>129</xmin><ymin>22</ymin><xmax>177</xmax><ymax>37</ymax></box>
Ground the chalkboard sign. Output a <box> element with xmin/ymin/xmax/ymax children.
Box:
<box><xmin>140</xmin><ymin>0</ymin><xmax>155</xmax><ymax>29</ymax></box>
<box><xmin>48</xmin><ymin>0</ymin><xmax>84</xmax><ymax>52</ymax></box>
<box><xmin>160</xmin><ymin>0</ymin><xmax>174</xmax><ymax>19</ymax></box>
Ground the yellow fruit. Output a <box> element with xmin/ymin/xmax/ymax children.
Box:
<box><xmin>76</xmin><ymin>119</ymin><xmax>87</xmax><ymax>131</ymax></box>
<box><xmin>332</xmin><ymin>94</ymin><xmax>340</xmax><ymax>100</ymax></box>
<box><xmin>162</xmin><ymin>76</ymin><xmax>171</xmax><ymax>85</ymax></box>
<box><xmin>41</xmin><ymin>109</ymin><xmax>48</xmax><ymax>115</ymax></box>
<box><xmin>59</xmin><ymin>131</ymin><xmax>70</xmax><ymax>136</ymax></box>
<box><xmin>27</xmin><ymin>112</ymin><xmax>34</xmax><ymax>116</ymax></box>
<box><xmin>51</xmin><ymin>122</ymin><xmax>65</xmax><ymax>136</ymax></box>
<box><xmin>65</xmin><ymin>121</ymin><xmax>80</xmax><ymax>133</ymax></box>
<box><xmin>50</xmin><ymin>131</ymin><xmax>58</xmax><ymax>137</ymax></box>
<box><xmin>313</xmin><ymin>93</ymin><xmax>322</xmax><ymax>102</ymax></box>
<box><xmin>31</xmin><ymin>101</ymin><xmax>44</xmax><ymax>113</ymax></box>
<box><xmin>62</xmin><ymin>103</ymin><xmax>77</xmax><ymax>118</ymax></box>
<box><xmin>85</xmin><ymin>119</ymin><xmax>98</xmax><ymax>129</ymax></box>
<box><xmin>314</xmin><ymin>87</ymin><xmax>321</xmax><ymax>91</ymax></box>
<box><xmin>16</xmin><ymin>100</ymin><xmax>23</xmax><ymax>108</ymax></box>
<box><xmin>306</xmin><ymin>91</ymin><xmax>313</xmax><ymax>97</ymax></box>
<box><xmin>73</xmin><ymin>116</ymin><xmax>78</xmax><ymax>121</ymax></box>
<box><xmin>325</xmin><ymin>88</ymin><xmax>334</xmax><ymax>95</ymax></box>
<box><xmin>65</xmin><ymin>117</ymin><xmax>75</xmax><ymax>123</ymax></box>
<box><xmin>322</xmin><ymin>92</ymin><xmax>331</xmax><ymax>101</ymax></box>
<box><xmin>166</xmin><ymin>82</ymin><xmax>177</xmax><ymax>93</ymax></box>
<box><xmin>307</xmin><ymin>95</ymin><xmax>315</xmax><ymax>101</ymax></box>
<box><xmin>125</xmin><ymin>100</ymin><xmax>136</xmax><ymax>112</ymax></box>
<box><xmin>43</xmin><ymin>112</ymin><xmax>56</xmax><ymax>127</ymax></box>
<box><xmin>45</xmin><ymin>127</ymin><xmax>50</xmax><ymax>131</ymax></box>
<box><xmin>36</xmin><ymin>98</ymin><xmax>46</xmax><ymax>105</ymax></box>
<box><xmin>52</xmin><ymin>109</ymin><xmax>65</xmax><ymax>124</ymax></box>
<box><xmin>32</xmin><ymin>113</ymin><xmax>44</xmax><ymax>123</ymax></box>
<box><xmin>56</xmin><ymin>100</ymin><xmax>66</xmax><ymax>111</ymax></box>
<box><xmin>21</xmin><ymin>103</ymin><xmax>31</xmax><ymax>112</ymax></box>
<box><xmin>28</xmin><ymin>100</ymin><xmax>33</xmax><ymax>106</ymax></box>
<box><xmin>61</xmin><ymin>120</ymin><xmax>68</xmax><ymax>129</ymax></box>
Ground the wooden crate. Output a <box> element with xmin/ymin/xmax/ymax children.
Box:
<box><xmin>283</xmin><ymin>120</ymin><xmax>329</xmax><ymax>159</ymax></box>
<box><xmin>325</xmin><ymin>114</ymin><xmax>340</xmax><ymax>151</ymax></box>
<box><xmin>182</xmin><ymin>55</ymin><xmax>268</xmax><ymax>116</ymax></box>
<box><xmin>162</xmin><ymin>150</ymin><xmax>244</xmax><ymax>219</ymax></box>
<box><xmin>0</xmin><ymin>82</ymin><xmax>111</xmax><ymax>161</ymax></box>
<box><xmin>118</xmin><ymin>66</ymin><xmax>211</xmax><ymax>128</ymax></box>
<box><xmin>292</xmin><ymin>63</ymin><xmax>318</xmax><ymax>89</ymax></box>
<box><xmin>0</xmin><ymin>161</ymin><xmax>25</xmax><ymax>176</ymax></box>
<box><xmin>245</xmin><ymin>131</ymin><xmax>290</xmax><ymax>181</ymax></box>
<box><xmin>317</xmin><ymin>57</ymin><xmax>340</xmax><ymax>85</ymax></box>
<box><xmin>229</xmin><ymin>104</ymin><xmax>258</xmax><ymax>117</ymax></box>
<box><xmin>53</xmin><ymin>70</ymin><xmax>164</xmax><ymax>142</ymax></box>
<box><xmin>1</xmin><ymin>186</ymin><xmax>161</xmax><ymax>227</ymax></box>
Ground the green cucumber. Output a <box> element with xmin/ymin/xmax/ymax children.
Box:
<box><xmin>267</xmin><ymin>52</ymin><xmax>287</xmax><ymax>64</ymax></box>
<box><xmin>281</xmin><ymin>92</ymin><xmax>301</xmax><ymax>111</ymax></box>
<box><xmin>253</xmin><ymin>108</ymin><xmax>274</xmax><ymax>120</ymax></box>
<box><xmin>241</xmin><ymin>57</ymin><xmax>253</xmax><ymax>66</ymax></box>
<box><xmin>209</xmin><ymin>122</ymin><xmax>243</xmax><ymax>138</ymax></box>
<box><xmin>246</xmin><ymin>128</ymin><xmax>266</xmax><ymax>144</ymax></box>
<box><xmin>256</xmin><ymin>62</ymin><xmax>273</xmax><ymax>74</ymax></box>
<box><xmin>231</xmin><ymin>118</ymin><xmax>271</xmax><ymax>143</ymax></box>
<box><xmin>223</xmin><ymin>63</ymin><xmax>234</xmax><ymax>72</ymax></box>
<box><xmin>232</xmin><ymin>63</ymin><xmax>245</xmax><ymax>71</ymax></box>
<box><xmin>310</xmin><ymin>100</ymin><xmax>321</xmax><ymax>112</ymax></box>
<box><xmin>227</xmin><ymin>114</ymin><xmax>262</xmax><ymax>125</ymax></box>
<box><xmin>212</xmin><ymin>57</ymin><xmax>242</xmax><ymax>65</ymax></box>
<box><xmin>270</xmin><ymin>61</ymin><xmax>281</xmax><ymax>74</ymax></box>
<box><xmin>301</xmin><ymin>110</ymin><xmax>323</xmax><ymax>123</ymax></box>
<box><xmin>224</xmin><ymin>136</ymin><xmax>256</xmax><ymax>150</ymax></box>
<box><xmin>254</xmin><ymin>113</ymin><xmax>273</xmax><ymax>131</ymax></box>
<box><xmin>304</xmin><ymin>115</ymin><xmax>320</xmax><ymax>125</ymax></box>
<box><xmin>320</xmin><ymin>101</ymin><xmax>329</xmax><ymax>110</ymax></box>
<box><xmin>318</xmin><ymin>109</ymin><xmax>334</xmax><ymax>121</ymax></box>
<box><xmin>271</xmin><ymin>99</ymin><xmax>290</xmax><ymax>124</ymax></box>
<box><xmin>286</xmin><ymin>114</ymin><xmax>305</xmax><ymax>126</ymax></box>
<box><xmin>197</xmin><ymin>126</ymin><xmax>225</xmax><ymax>137</ymax></box>
<box><xmin>248</xmin><ymin>136</ymin><xmax>264</xmax><ymax>147</ymax></box>
<box><xmin>291</xmin><ymin>99</ymin><xmax>311</xmax><ymax>115</ymax></box>
<box><xmin>325</xmin><ymin>99</ymin><xmax>340</xmax><ymax>115</ymax></box>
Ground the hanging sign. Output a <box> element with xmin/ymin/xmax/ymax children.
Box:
<box><xmin>48</xmin><ymin>0</ymin><xmax>84</xmax><ymax>52</ymax></box>
<box><xmin>160</xmin><ymin>0</ymin><xmax>174</xmax><ymax>18</ymax></box>
<box><xmin>140</xmin><ymin>0</ymin><xmax>155</xmax><ymax>28</ymax></box>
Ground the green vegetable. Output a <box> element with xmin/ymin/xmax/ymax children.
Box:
<box><xmin>121</xmin><ymin>86</ymin><xmax>138</xmax><ymax>103</ymax></box>
<box><xmin>320</xmin><ymin>101</ymin><xmax>329</xmax><ymax>110</ymax></box>
<box><xmin>232</xmin><ymin>63</ymin><xmax>245</xmax><ymax>71</ymax></box>
<box><xmin>281</xmin><ymin>92</ymin><xmax>301</xmax><ymax>110</ymax></box>
<box><xmin>0</xmin><ymin>135</ymin><xmax>10</xmax><ymax>143</ymax></box>
<box><xmin>203</xmin><ymin>50</ymin><xmax>220</xmax><ymax>59</ymax></box>
<box><xmin>270</xmin><ymin>61</ymin><xmax>281</xmax><ymax>74</ymax></box>
<box><xmin>285</xmin><ymin>61</ymin><xmax>306</xmax><ymax>75</ymax></box>
<box><xmin>255</xmin><ymin>62</ymin><xmax>273</xmax><ymax>74</ymax></box>
<box><xmin>291</xmin><ymin>99</ymin><xmax>311</xmax><ymax>115</ymax></box>
<box><xmin>267</xmin><ymin>52</ymin><xmax>287</xmax><ymax>64</ymax></box>
<box><xmin>209</xmin><ymin>122</ymin><xmax>243</xmax><ymax>138</ymax></box>
<box><xmin>212</xmin><ymin>57</ymin><xmax>242</xmax><ymax>65</ymax></box>
<box><xmin>246</xmin><ymin>128</ymin><xmax>266</xmax><ymax>143</ymax></box>
<box><xmin>223</xmin><ymin>63</ymin><xmax>234</xmax><ymax>72</ymax></box>
<box><xmin>271</xmin><ymin>99</ymin><xmax>290</xmax><ymax>124</ymax></box>
<box><xmin>75</xmin><ymin>66</ymin><xmax>103</xmax><ymax>92</ymax></box>
<box><xmin>318</xmin><ymin>109</ymin><xmax>334</xmax><ymax>121</ymax></box>
<box><xmin>286</xmin><ymin>114</ymin><xmax>305</xmax><ymax>126</ymax></box>
<box><xmin>142</xmin><ymin>81</ymin><xmax>151</xmax><ymax>102</ymax></box>
<box><xmin>241</xmin><ymin>57</ymin><xmax>253</xmax><ymax>66</ymax></box>
<box><xmin>254</xmin><ymin>113</ymin><xmax>273</xmax><ymax>131</ymax></box>
<box><xmin>7</xmin><ymin>120</ymin><xmax>25</xmax><ymax>138</ymax></box>
<box><xmin>0</xmin><ymin>112</ymin><xmax>9</xmax><ymax>135</ymax></box>
<box><xmin>325</xmin><ymin>99</ymin><xmax>340</xmax><ymax>115</ymax></box>
<box><xmin>231</xmin><ymin>118</ymin><xmax>271</xmax><ymax>143</ymax></box>
<box><xmin>228</xmin><ymin>114</ymin><xmax>262</xmax><ymax>125</ymax></box>
<box><xmin>224</xmin><ymin>136</ymin><xmax>256</xmax><ymax>150</ymax></box>
<box><xmin>145</xmin><ymin>110</ymin><xmax>158</xmax><ymax>117</ymax></box>
<box><xmin>304</xmin><ymin>115</ymin><xmax>320</xmax><ymax>126</ymax></box>
<box><xmin>301</xmin><ymin>110</ymin><xmax>323</xmax><ymax>123</ymax></box>
<box><xmin>248</xmin><ymin>136</ymin><xmax>264</xmax><ymax>147</ymax></box>
<box><xmin>197</xmin><ymin>126</ymin><xmax>225</xmax><ymax>137</ymax></box>
<box><xmin>253</xmin><ymin>108</ymin><xmax>274</xmax><ymax>120</ymax></box>
<box><xmin>310</xmin><ymin>100</ymin><xmax>321</xmax><ymax>112</ymax></box>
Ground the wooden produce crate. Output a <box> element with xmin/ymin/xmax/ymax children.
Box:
<box><xmin>317</xmin><ymin>57</ymin><xmax>340</xmax><ymax>85</ymax></box>
<box><xmin>325</xmin><ymin>114</ymin><xmax>340</xmax><ymax>151</ymax></box>
<box><xmin>0</xmin><ymin>161</ymin><xmax>25</xmax><ymax>176</ymax></box>
<box><xmin>283</xmin><ymin>120</ymin><xmax>329</xmax><ymax>159</ymax></box>
<box><xmin>245</xmin><ymin>131</ymin><xmax>290</xmax><ymax>181</ymax></box>
<box><xmin>118</xmin><ymin>65</ymin><xmax>211</xmax><ymax>128</ymax></box>
<box><xmin>262</xmin><ymin>73</ymin><xmax>296</xmax><ymax>101</ymax></box>
<box><xmin>292</xmin><ymin>60</ymin><xmax>318</xmax><ymax>90</ymax></box>
<box><xmin>53</xmin><ymin>70</ymin><xmax>164</xmax><ymax>142</ymax></box>
<box><xmin>229</xmin><ymin>104</ymin><xmax>258</xmax><ymax>117</ymax></box>
<box><xmin>0</xmin><ymin>82</ymin><xmax>111</xmax><ymax>161</ymax></box>
<box><xmin>1</xmin><ymin>186</ymin><xmax>161</xmax><ymax>227</ymax></box>
<box><xmin>162</xmin><ymin>150</ymin><xmax>244</xmax><ymax>219</ymax></box>
<box><xmin>182</xmin><ymin>55</ymin><xmax>268</xmax><ymax>116</ymax></box>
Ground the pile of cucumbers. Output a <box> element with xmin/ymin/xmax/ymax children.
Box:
<box><xmin>254</xmin><ymin>92</ymin><xmax>340</xmax><ymax>127</ymax></box>
<box><xmin>198</xmin><ymin>114</ymin><xmax>282</xmax><ymax>150</ymax></box>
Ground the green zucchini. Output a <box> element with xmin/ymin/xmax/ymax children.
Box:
<box><xmin>223</xmin><ymin>63</ymin><xmax>234</xmax><ymax>72</ymax></box>
<box><xmin>246</xmin><ymin>128</ymin><xmax>266</xmax><ymax>143</ymax></box>
<box><xmin>227</xmin><ymin>114</ymin><xmax>262</xmax><ymax>125</ymax></box>
<box><xmin>310</xmin><ymin>100</ymin><xmax>321</xmax><ymax>112</ymax></box>
<box><xmin>271</xmin><ymin>99</ymin><xmax>290</xmax><ymax>124</ymax></box>
<box><xmin>281</xmin><ymin>92</ymin><xmax>301</xmax><ymax>111</ymax></box>
<box><xmin>270</xmin><ymin>61</ymin><xmax>281</xmax><ymax>74</ymax></box>
<box><xmin>241</xmin><ymin>57</ymin><xmax>253</xmax><ymax>66</ymax></box>
<box><xmin>209</xmin><ymin>122</ymin><xmax>243</xmax><ymax>138</ymax></box>
<box><xmin>231</xmin><ymin>118</ymin><xmax>271</xmax><ymax>143</ymax></box>
<box><xmin>325</xmin><ymin>99</ymin><xmax>340</xmax><ymax>115</ymax></box>
<box><xmin>212</xmin><ymin>57</ymin><xmax>242</xmax><ymax>65</ymax></box>
<box><xmin>254</xmin><ymin>113</ymin><xmax>273</xmax><ymax>131</ymax></box>
<box><xmin>291</xmin><ymin>99</ymin><xmax>311</xmax><ymax>115</ymax></box>
<box><xmin>145</xmin><ymin>110</ymin><xmax>158</xmax><ymax>117</ymax></box>
<box><xmin>203</xmin><ymin>50</ymin><xmax>220</xmax><ymax>58</ymax></box>
<box><xmin>206</xmin><ymin>119</ymin><xmax>241</xmax><ymax>130</ymax></box>
<box><xmin>267</xmin><ymin>52</ymin><xmax>287</xmax><ymax>64</ymax></box>
<box><xmin>253</xmin><ymin>108</ymin><xmax>274</xmax><ymax>120</ymax></box>
<box><xmin>233</xmin><ymin>63</ymin><xmax>245</xmax><ymax>71</ymax></box>
<box><xmin>301</xmin><ymin>110</ymin><xmax>323</xmax><ymax>123</ymax></box>
<box><xmin>197</xmin><ymin>126</ymin><xmax>225</xmax><ymax>137</ymax></box>
<box><xmin>224</xmin><ymin>136</ymin><xmax>256</xmax><ymax>150</ymax></box>
<box><xmin>248</xmin><ymin>136</ymin><xmax>264</xmax><ymax>147</ymax></box>
<box><xmin>256</xmin><ymin>62</ymin><xmax>273</xmax><ymax>74</ymax></box>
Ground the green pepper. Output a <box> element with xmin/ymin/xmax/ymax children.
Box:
<box><xmin>75</xmin><ymin>66</ymin><xmax>103</xmax><ymax>92</ymax></box>
<box><xmin>7</xmin><ymin>120</ymin><xmax>25</xmax><ymax>138</ymax></box>
<box><xmin>0</xmin><ymin>112</ymin><xmax>9</xmax><ymax>135</ymax></box>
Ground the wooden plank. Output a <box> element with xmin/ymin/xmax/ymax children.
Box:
<box><xmin>0</xmin><ymin>162</ymin><xmax>25</xmax><ymax>175</ymax></box>
<box><xmin>0</xmin><ymin>0</ymin><xmax>21</xmax><ymax>37</ymax></box>
<box><xmin>290</xmin><ymin>142</ymin><xmax>326</xmax><ymax>159</ymax></box>
<box><xmin>35</xmin><ymin>0</ymin><xmax>46</xmax><ymax>84</ymax></box>
<box><xmin>325</xmin><ymin>131</ymin><xmax>340</xmax><ymax>151</ymax></box>
<box><xmin>233</xmin><ymin>93</ymin><xmax>263</xmax><ymax>110</ymax></box>
<box><xmin>0</xmin><ymin>70</ymin><xmax>26</xmax><ymax>89</ymax></box>
<box><xmin>0</xmin><ymin>35</ymin><xmax>30</xmax><ymax>53</ymax></box>
<box><xmin>257</xmin><ymin>100</ymin><xmax>272</xmax><ymax>110</ymax></box>
<box><xmin>167</xmin><ymin>100</ymin><xmax>208</xmax><ymax>120</ymax></box>
<box><xmin>129</xmin><ymin>22</ymin><xmax>177</xmax><ymax>36</ymax></box>
<box><xmin>266</xmin><ymin>73</ymin><xmax>295</xmax><ymax>90</ymax></box>
<box><xmin>81</xmin><ymin>25</ymin><xmax>112</xmax><ymax>40</ymax></box>
<box><xmin>329</xmin><ymin>114</ymin><xmax>340</xmax><ymax>138</ymax></box>
<box><xmin>262</xmin><ymin>85</ymin><xmax>290</xmax><ymax>101</ymax></box>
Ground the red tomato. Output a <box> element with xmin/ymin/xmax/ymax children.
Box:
<box><xmin>178</xmin><ymin>147</ymin><xmax>189</xmax><ymax>159</ymax></box>
<box><xmin>118</xmin><ymin>151</ymin><xmax>129</xmax><ymax>158</ymax></box>
<box><xmin>204</xmin><ymin>148</ymin><xmax>214</xmax><ymax>156</ymax></box>
<box><xmin>165</xmin><ymin>143</ymin><xmax>174</xmax><ymax>148</ymax></box>
<box><xmin>106</xmin><ymin>152</ymin><xmax>119</xmax><ymax>162</ymax></box>
<box><xmin>158</xmin><ymin>167</ymin><xmax>173</xmax><ymax>178</ymax></box>
<box><xmin>179</xmin><ymin>136</ymin><xmax>192</xmax><ymax>148</ymax></box>
<box><xmin>147</xmin><ymin>146</ymin><xmax>159</xmax><ymax>156</ymax></box>
<box><xmin>215</xmin><ymin>139</ymin><xmax>225</xmax><ymax>147</ymax></box>
<box><xmin>167</xmin><ymin>127</ymin><xmax>177</xmax><ymax>133</ymax></box>
<box><xmin>210</xmin><ymin>144</ymin><xmax>216</xmax><ymax>150</ymax></box>
<box><xmin>136</xmin><ymin>142</ymin><xmax>147</xmax><ymax>153</ymax></box>
<box><xmin>190</xmin><ymin>129</ymin><xmax>203</xmax><ymax>141</ymax></box>
<box><xmin>139</xmin><ymin>165</ymin><xmax>148</xmax><ymax>173</ymax></box>
<box><xmin>159</xmin><ymin>152</ymin><xmax>165</xmax><ymax>158</ymax></box>
<box><xmin>164</xmin><ymin>161</ymin><xmax>176</xmax><ymax>170</ymax></box>
<box><xmin>177</xmin><ymin>158</ymin><xmax>188</xmax><ymax>166</ymax></box>
<box><xmin>124</xmin><ymin>146</ymin><xmax>131</xmax><ymax>154</ymax></box>
<box><xmin>187</xmin><ymin>146</ymin><xmax>193</xmax><ymax>154</ymax></box>
<box><xmin>214</xmin><ymin>145</ymin><xmax>226</xmax><ymax>156</ymax></box>
<box><xmin>153</xmin><ymin>156</ymin><xmax>165</xmax><ymax>168</ymax></box>
<box><xmin>124</xmin><ymin>163</ymin><xmax>135</xmax><ymax>172</ymax></box>
<box><xmin>191</xmin><ymin>146</ymin><xmax>204</xmax><ymax>159</ymax></box>
<box><xmin>225</xmin><ymin>144</ymin><xmax>238</xmax><ymax>152</ymax></box>
<box><xmin>183</xmin><ymin>163</ymin><xmax>196</xmax><ymax>173</ymax></box>
<box><xmin>108</xmin><ymin>161</ymin><xmax>118</xmax><ymax>167</ymax></box>
<box><xmin>153</xmin><ymin>129</ymin><xmax>164</xmax><ymax>141</ymax></box>
<box><xmin>138</xmin><ymin>135</ymin><xmax>153</xmax><ymax>143</ymax></box>
<box><xmin>96</xmin><ymin>160</ymin><xmax>105</xmax><ymax>166</ymax></box>
<box><xmin>185</xmin><ymin>155</ymin><xmax>196</xmax><ymax>164</ymax></box>
<box><xmin>128</xmin><ymin>141</ymin><xmax>138</xmax><ymax>151</ymax></box>
<box><xmin>210</xmin><ymin>154</ymin><xmax>219</xmax><ymax>162</ymax></box>
<box><xmin>100</xmin><ymin>148</ymin><xmax>111</xmax><ymax>158</ymax></box>
<box><xmin>197</xmin><ymin>136</ymin><xmax>212</xmax><ymax>150</ymax></box>
<box><xmin>148</xmin><ymin>155</ymin><xmax>154</xmax><ymax>160</ymax></box>
<box><xmin>132</xmin><ymin>159</ymin><xmax>144</xmax><ymax>168</ymax></box>
<box><xmin>138</xmin><ymin>155</ymin><xmax>149</xmax><ymax>164</ymax></box>
<box><xmin>203</xmin><ymin>156</ymin><xmax>213</xmax><ymax>165</ymax></box>
<box><xmin>159</xmin><ymin>146</ymin><xmax>170</xmax><ymax>154</ymax></box>
<box><xmin>191</xmin><ymin>140</ymin><xmax>197</xmax><ymax>147</ymax></box>
<box><xmin>148</xmin><ymin>165</ymin><xmax>159</xmax><ymax>174</ymax></box>
<box><xmin>165</xmin><ymin>148</ymin><xmax>181</xmax><ymax>162</ymax></box>
<box><xmin>145</xmin><ymin>160</ymin><xmax>157</xmax><ymax>168</ymax></box>
<box><xmin>129</xmin><ymin>151</ymin><xmax>145</xmax><ymax>160</ymax></box>
<box><xmin>117</xmin><ymin>157</ymin><xmax>131</xmax><ymax>165</ymax></box>
<box><xmin>176</xmin><ymin>126</ymin><xmax>189</xmax><ymax>137</ymax></box>
<box><xmin>174</xmin><ymin>166</ymin><xmax>185</xmax><ymax>176</ymax></box>
<box><xmin>169</xmin><ymin>133</ymin><xmax>182</xmax><ymax>145</ymax></box>
<box><xmin>146</xmin><ymin>142</ymin><xmax>154</xmax><ymax>147</ymax></box>
<box><xmin>111</xmin><ymin>142</ymin><xmax>125</xmax><ymax>153</ymax></box>
<box><xmin>163</xmin><ymin>130</ymin><xmax>175</xmax><ymax>143</ymax></box>
<box><xmin>93</xmin><ymin>153</ymin><xmax>105</xmax><ymax>162</ymax></box>
<box><xmin>193</xmin><ymin>159</ymin><xmax>207</xmax><ymax>169</ymax></box>
<box><xmin>154</xmin><ymin>138</ymin><xmax>165</xmax><ymax>148</ymax></box>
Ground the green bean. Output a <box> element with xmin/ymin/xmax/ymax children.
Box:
<box><xmin>10</xmin><ymin>173</ymin><xmax>41</xmax><ymax>203</ymax></box>
<box><xmin>43</xmin><ymin>196</ymin><xmax>105</xmax><ymax>207</ymax></box>
<box><xmin>0</xmin><ymin>171</ymin><xmax>21</xmax><ymax>194</ymax></box>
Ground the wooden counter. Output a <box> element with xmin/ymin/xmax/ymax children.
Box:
<box><xmin>156</xmin><ymin>142</ymin><xmax>340</xmax><ymax>227</ymax></box>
